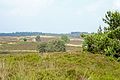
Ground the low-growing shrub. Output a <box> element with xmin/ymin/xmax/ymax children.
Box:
<box><xmin>37</xmin><ymin>42</ymin><xmax>47</xmax><ymax>53</ymax></box>
<box><xmin>35</xmin><ymin>35</ymin><xmax>41</xmax><ymax>42</ymax></box>
<box><xmin>37</xmin><ymin>39</ymin><xmax>66</xmax><ymax>53</ymax></box>
<box><xmin>47</xmin><ymin>40</ymin><xmax>66</xmax><ymax>52</ymax></box>
<box><xmin>61</xmin><ymin>35</ymin><xmax>70</xmax><ymax>43</ymax></box>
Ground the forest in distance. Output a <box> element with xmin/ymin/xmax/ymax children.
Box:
<box><xmin>0</xmin><ymin>32</ymin><xmax>88</xmax><ymax>38</ymax></box>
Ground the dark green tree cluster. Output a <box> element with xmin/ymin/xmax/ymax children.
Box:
<box><xmin>37</xmin><ymin>39</ymin><xmax>66</xmax><ymax>53</ymax></box>
<box><xmin>82</xmin><ymin>11</ymin><xmax>120</xmax><ymax>58</ymax></box>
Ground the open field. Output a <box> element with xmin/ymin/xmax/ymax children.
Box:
<box><xmin>0</xmin><ymin>36</ymin><xmax>57</xmax><ymax>43</ymax></box>
<box><xmin>0</xmin><ymin>42</ymin><xmax>37</xmax><ymax>50</ymax></box>
<box><xmin>0</xmin><ymin>36</ymin><xmax>82</xmax><ymax>53</ymax></box>
<box><xmin>0</xmin><ymin>52</ymin><xmax>120</xmax><ymax>80</ymax></box>
<box><xmin>0</xmin><ymin>36</ymin><xmax>82</xmax><ymax>44</ymax></box>
<box><xmin>0</xmin><ymin>42</ymin><xmax>81</xmax><ymax>52</ymax></box>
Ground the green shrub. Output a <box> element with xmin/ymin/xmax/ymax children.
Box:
<box><xmin>53</xmin><ymin>40</ymin><xmax>66</xmax><ymax>52</ymax></box>
<box><xmin>37</xmin><ymin>40</ymin><xmax>66</xmax><ymax>53</ymax></box>
<box><xmin>37</xmin><ymin>42</ymin><xmax>47</xmax><ymax>53</ymax></box>
<box><xmin>47</xmin><ymin>40</ymin><xmax>66</xmax><ymax>52</ymax></box>
<box><xmin>82</xmin><ymin>11</ymin><xmax>120</xmax><ymax>58</ymax></box>
<box><xmin>107</xmin><ymin>27</ymin><xmax>120</xmax><ymax>40</ymax></box>
<box><xmin>61</xmin><ymin>35</ymin><xmax>70</xmax><ymax>43</ymax></box>
<box><xmin>23</xmin><ymin>38</ymin><xmax>27</xmax><ymax>42</ymax></box>
<box><xmin>35</xmin><ymin>35</ymin><xmax>41</xmax><ymax>42</ymax></box>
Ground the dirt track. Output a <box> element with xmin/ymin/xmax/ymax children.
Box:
<box><xmin>66</xmin><ymin>44</ymin><xmax>82</xmax><ymax>47</ymax></box>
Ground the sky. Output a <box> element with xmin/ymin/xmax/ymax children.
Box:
<box><xmin>0</xmin><ymin>0</ymin><xmax>120</xmax><ymax>33</ymax></box>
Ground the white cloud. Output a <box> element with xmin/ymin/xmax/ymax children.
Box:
<box><xmin>0</xmin><ymin>0</ymin><xmax>55</xmax><ymax>16</ymax></box>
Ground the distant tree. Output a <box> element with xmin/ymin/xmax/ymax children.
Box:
<box><xmin>61</xmin><ymin>35</ymin><xmax>70</xmax><ymax>43</ymax></box>
<box><xmin>37</xmin><ymin>39</ymin><xmax>66</xmax><ymax>53</ymax></box>
<box><xmin>37</xmin><ymin>42</ymin><xmax>47</xmax><ymax>53</ymax></box>
<box><xmin>23</xmin><ymin>38</ymin><xmax>27</xmax><ymax>42</ymax></box>
<box><xmin>35</xmin><ymin>35</ymin><xmax>41</xmax><ymax>42</ymax></box>
<box><xmin>49</xmin><ymin>40</ymin><xmax>66</xmax><ymax>52</ymax></box>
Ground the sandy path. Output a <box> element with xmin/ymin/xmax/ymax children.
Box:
<box><xmin>66</xmin><ymin>44</ymin><xmax>82</xmax><ymax>47</ymax></box>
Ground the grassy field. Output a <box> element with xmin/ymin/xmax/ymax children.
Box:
<box><xmin>0</xmin><ymin>36</ymin><xmax>119</xmax><ymax>80</ymax></box>
<box><xmin>0</xmin><ymin>36</ymin><xmax>82</xmax><ymax>44</ymax></box>
<box><xmin>0</xmin><ymin>36</ymin><xmax>82</xmax><ymax>52</ymax></box>
<box><xmin>0</xmin><ymin>42</ymin><xmax>37</xmax><ymax>50</ymax></box>
<box><xmin>0</xmin><ymin>52</ymin><xmax>120</xmax><ymax>80</ymax></box>
<box><xmin>0</xmin><ymin>42</ymin><xmax>81</xmax><ymax>53</ymax></box>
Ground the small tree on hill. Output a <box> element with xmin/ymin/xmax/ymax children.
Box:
<box><xmin>61</xmin><ymin>35</ymin><xmax>70</xmax><ymax>43</ymax></box>
<box><xmin>37</xmin><ymin>42</ymin><xmax>47</xmax><ymax>53</ymax></box>
<box><xmin>23</xmin><ymin>38</ymin><xmax>27</xmax><ymax>42</ymax></box>
<box><xmin>35</xmin><ymin>35</ymin><xmax>41</xmax><ymax>42</ymax></box>
<box><xmin>37</xmin><ymin>39</ymin><xmax>66</xmax><ymax>53</ymax></box>
<box><xmin>50</xmin><ymin>40</ymin><xmax>66</xmax><ymax>52</ymax></box>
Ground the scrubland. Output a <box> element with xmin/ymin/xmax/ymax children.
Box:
<box><xmin>0</xmin><ymin>52</ymin><xmax>120</xmax><ymax>80</ymax></box>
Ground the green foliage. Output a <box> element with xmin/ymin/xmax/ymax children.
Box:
<box><xmin>103</xmin><ymin>11</ymin><xmax>120</xmax><ymax>31</ymax></box>
<box><xmin>107</xmin><ymin>27</ymin><xmax>120</xmax><ymax>40</ymax></box>
<box><xmin>37</xmin><ymin>40</ymin><xmax>66</xmax><ymax>53</ymax></box>
<box><xmin>61</xmin><ymin>35</ymin><xmax>70</xmax><ymax>43</ymax></box>
<box><xmin>80</xmin><ymin>33</ymin><xmax>88</xmax><ymax>38</ymax></box>
<box><xmin>35</xmin><ymin>35</ymin><xmax>41</xmax><ymax>42</ymax></box>
<box><xmin>37</xmin><ymin>42</ymin><xmax>47</xmax><ymax>53</ymax></box>
<box><xmin>82</xmin><ymin>11</ymin><xmax>120</xmax><ymax>58</ymax></box>
<box><xmin>82</xmin><ymin>33</ymin><xmax>111</xmax><ymax>53</ymax></box>
<box><xmin>47</xmin><ymin>40</ymin><xmax>66</xmax><ymax>52</ymax></box>
<box><xmin>97</xmin><ymin>26</ymin><xmax>102</xmax><ymax>34</ymax></box>
<box><xmin>23</xmin><ymin>38</ymin><xmax>27</xmax><ymax>42</ymax></box>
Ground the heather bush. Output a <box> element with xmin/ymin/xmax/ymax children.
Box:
<box><xmin>37</xmin><ymin>39</ymin><xmax>66</xmax><ymax>53</ymax></box>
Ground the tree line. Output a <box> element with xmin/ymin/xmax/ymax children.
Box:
<box><xmin>0</xmin><ymin>32</ymin><xmax>44</xmax><ymax>36</ymax></box>
<box><xmin>0</xmin><ymin>32</ymin><xmax>88</xmax><ymax>38</ymax></box>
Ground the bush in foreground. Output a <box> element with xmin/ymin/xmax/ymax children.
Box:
<box><xmin>82</xmin><ymin>11</ymin><xmax>120</xmax><ymax>58</ymax></box>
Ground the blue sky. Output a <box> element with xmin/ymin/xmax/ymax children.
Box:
<box><xmin>0</xmin><ymin>0</ymin><xmax>120</xmax><ymax>33</ymax></box>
